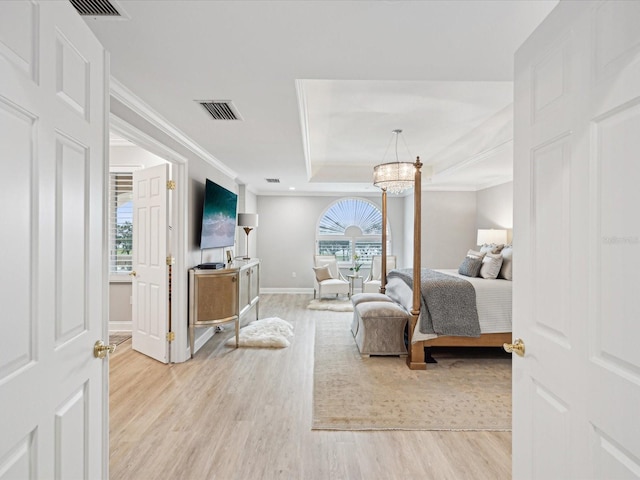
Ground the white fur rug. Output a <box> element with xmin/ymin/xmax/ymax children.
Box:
<box><xmin>307</xmin><ymin>299</ymin><xmax>353</xmax><ymax>312</ymax></box>
<box><xmin>225</xmin><ymin>317</ymin><xmax>294</xmax><ymax>348</ymax></box>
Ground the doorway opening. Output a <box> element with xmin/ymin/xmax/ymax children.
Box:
<box><xmin>107</xmin><ymin>115</ymin><xmax>189</xmax><ymax>364</ymax></box>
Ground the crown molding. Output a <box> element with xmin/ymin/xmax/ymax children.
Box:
<box><xmin>295</xmin><ymin>79</ymin><xmax>313</xmax><ymax>181</ymax></box>
<box><xmin>433</xmin><ymin>139</ymin><xmax>513</xmax><ymax>179</ymax></box>
<box><xmin>109</xmin><ymin>77</ymin><xmax>238</xmax><ymax>179</ymax></box>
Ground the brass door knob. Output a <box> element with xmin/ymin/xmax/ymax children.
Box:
<box><xmin>129</xmin><ymin>271</ymin><xmax>137</xmax><ymax>277</ymax></box>
<box><xmin>503</xmin><ymin>338</ymin><xmax>525</xmax><ymax>357</ymax></box>
<box><xmin>94</xmin><ymin>340</ymin><xmax>117</xmax><ymax>359</ymax></box>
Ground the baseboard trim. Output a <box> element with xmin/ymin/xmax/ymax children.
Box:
<box><xmin>191</xmin><ymin>327</ymin><xmax>215</xmax><ymax>357</ymax></box>
<box><xmin>109</xmin><ymin>322</ymin><xmax>132</xmax><ymax>332</ymax></box>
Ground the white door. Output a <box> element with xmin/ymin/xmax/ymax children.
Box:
<box><xmin>513</xmin><ymin>1</ymin><xmax>640</xmax><ymax>478</ymax></box>
<box><xmin>132</xmin><ymin>164</ymin><xmax>170</xmax><ymax>363</ymax></box>
<box><xmin>0</xmin><ymin>1</ymin><xmax>108</xmax><ymax>478</ymax></box>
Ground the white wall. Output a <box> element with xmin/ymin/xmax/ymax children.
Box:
<box><xmin>409</xmin><ymin>191</ymin><xmax>478</xmax><ymax>269</ymax></box>
<box><xmin>476</xmin><ymin>181</ymin><xmax>513</xmax><ymax>243</ymax></box>
<box><xmin>256</xmin><ymin>194</ymin><xmax>405</xmax><ymax>290</ymax></box>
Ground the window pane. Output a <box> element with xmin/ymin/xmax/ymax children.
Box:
<box><xmin>317</xmin><ymin>240</ymin><xmax>351</xmax><ymax>261</ymax></box>
<box><xmin>319</xmin><ymin>198</ymin><xmax>382</xmax><ymax>235</ymax></box>
<box><xmin>109</xmin><ymin>172</ymin><xmax>133</xmax><ymax>274</ymax></box>
<box><xmin>354</xmin><ymin>240</ymin><xmax>382</xmax><ymax>263</ymax></box>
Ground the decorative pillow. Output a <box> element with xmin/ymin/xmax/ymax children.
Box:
<box><xmin>499</xmin><ymin>246</ymin><xmax>513</xmax><ymax>280</ymax></box>
<box><xmin>480</xmin><ymin>243</ymin><xmax>505</xmax><ymax>254</ymax></box>
<box><xmin>458</xmin><ymin>256</ymin><xmax>483</xmax><ymax>277</ymax></box>
<box><xmin>480</xmin><ymin>253</ymin><xmax>504</xmax><ymax>279</ymax></box>
<box><xmin>466</xmin><ymin>249</ymin><xmax>486</xmax><ymax>259</ymax></box>
<box><xmin>313</xmin><ymin>265</ymin><xmax>333</xmax><ymax>282</ymax></box>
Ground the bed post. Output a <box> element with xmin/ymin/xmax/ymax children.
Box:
<box><xmin>380</xmin><ymin>188</ymin><xmax>387</xmax><ymax>294</ymax></box>
<box><xmin>407</xmin><ymin>156</ymin><xmax>426</xmax><ymax>370</ymax></box>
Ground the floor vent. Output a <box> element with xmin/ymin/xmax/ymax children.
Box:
<box><xmin>70</xmin><ymin>0</ymin><xmax>122</xmax><ymax>16</ymax></box>
<box><xmin>198</xmin><ymin>101</ymin><xmax>242</xmax><ymax>121</ymax></box>
<box><xmin>265</xmin><ymin>178</ymin><xmax>281</xmax><ymax>183</ymax></box>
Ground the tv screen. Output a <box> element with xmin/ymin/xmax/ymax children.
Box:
<box><xmin>200</xmin><ymin>179</ymin><xmax>238</xmax><ymax>249</ymax></box>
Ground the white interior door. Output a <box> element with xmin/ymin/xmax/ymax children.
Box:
<box><xmin>0</xmin><ymin>1</ymin><xmax>108</xmax><ymax>478</ymax></box>
<box><xmin>132</xmin><ymin>164</ymin><xmax>169</xmax><ymax>363</ymax></box>
<box><xmin>513</xmin><ymin>1</ymin><xmax>640</xmax><ymax>478</ymax></box>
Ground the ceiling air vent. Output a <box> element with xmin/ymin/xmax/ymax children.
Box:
<box><xmin>198</xmin><ymin>101</ymin><xmax>242</xmax><ymax>121</ymax></box>
<box><xmin>70</xmin><ymin>0</ymin><xmax>122</xmax><ymax>16</ymax></box>
<box><xmin>265</xmin><ymin>178</ymin><xmax>281</xmax><ymax>184</ymax></box>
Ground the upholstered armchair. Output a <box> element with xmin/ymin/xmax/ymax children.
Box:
<box><xmin>313</xmin><ymin>255</ymin><xmax>350</xmax><ymax>299</ymax></box>
<box><xmin>362</xmin><ymin>255</ymin><xmax>397</xmax><ymax>293</ymax></box>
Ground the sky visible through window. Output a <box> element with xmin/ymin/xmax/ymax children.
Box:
<box><xmin>317</xmin><ymin>199</ymin><xmax>384</xmax><ymax>262</ymax></box>
<box><xmin>318</xmin><ymin>198</ymin><xmax>382</xmax><ymax>235</ymax></box>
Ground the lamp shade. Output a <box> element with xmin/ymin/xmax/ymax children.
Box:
<box><xmin>373</xmin><ymin>162</ymin><xmax>415</xmax><ymax>194</ymax></box>
<box><xmin>477</xmin><ymin>229</ymin><xmax>507</xmax><ymax>246</ymax></box>
<box><xmin>237</xmin><ymin>213</ymin><xmax>258</xmax><ymax>228</ymax></box>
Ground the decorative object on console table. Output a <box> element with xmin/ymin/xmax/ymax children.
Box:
<box><xmin>477</xmin><ymin>228</ymin><xmax>507</xmax><ymax>246</ymax></box>
<box><xmin>237</xmin><ymin>213</ymin><xmax>258</xmax><ymax>260</ymax></box>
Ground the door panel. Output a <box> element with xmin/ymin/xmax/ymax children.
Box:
<box><xmin>0</xmin><ymin>2</ymin><xmax>107</xmax><ymax>478</ymax></box>
<box><xmin>0</xmin><ymin>98</ymin><xmax>35</xmax><ymax>381</ymax></box>
<box><xmin>514</xmin><ymin>1</ymin><xmax>640</xmax><ymax>477</ymax></box>
<box><xmin>56</xmin><ymin>134</ymin><xmax>89</xmax><ymax>344</ymax></box>
<box><xmin>132</xmin><ymin>164</ymin><xmax>169</xmax><ymax>363</ymax></box>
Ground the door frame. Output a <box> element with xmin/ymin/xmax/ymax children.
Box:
<box><xmin>109</xmin><ymin>113</ymin><xmax>190</xmax><ymax>363</ymax></box>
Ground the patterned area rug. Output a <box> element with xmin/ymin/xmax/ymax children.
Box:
<box><xmin>312</xmin><ymin>313</ymin><xmax>512</xmax><ymax>431</ymax></box>
<box><xmin>109</xmin><ymin>333</ymin><xmax>132</xmax><ymax>346</ymax></box>
<box><xmin>307</xmin><ymin>298</ymin><xmax>353</xmax><ymax>312</ymax></box>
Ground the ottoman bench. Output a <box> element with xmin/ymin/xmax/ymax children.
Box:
<box><xmin>353</xmin><ymin>301</ymin><xmax>410</xmax><ymax>356</ymax></box>
<box><xmin>349</xmin><ymin>292</ymin><xmax>394</xmax><ymax>335</ymax></box>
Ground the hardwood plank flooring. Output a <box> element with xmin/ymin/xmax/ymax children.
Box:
<box><xmin>109</xmin><ymin>294</ymin><xmax>511</xmax><ymax>479</ymax></box>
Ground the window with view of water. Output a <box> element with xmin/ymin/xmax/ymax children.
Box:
<box><xmin>316</xmin><ymin>198</ymin><xmax>389</xmax><ymax>263</ymax></box>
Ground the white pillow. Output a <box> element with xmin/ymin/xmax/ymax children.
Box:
<box><xmin>466</xmin><ymin>249</ymin><xmax>486</xmax><ymax>259</ymax></box>
<box><xmin>499</xmin><ymin>246</ymin><xmax>513</xmax><ymax>280</ymax></box>
<box><xmin>480</xmin><ymin>253</ymin><xmax>504</xmax><ymax>279</ymax></box>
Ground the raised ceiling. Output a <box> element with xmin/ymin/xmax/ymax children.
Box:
<box><xmin>83</xmin><ymin>0</ymin><xmax>558</xmax><ymax>194</ymax></box>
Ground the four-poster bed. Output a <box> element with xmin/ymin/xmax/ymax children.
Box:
<box><xmin>378</xmin><ymin>157</ymin><xmax>512</xmax><ymax>370</ymax></box>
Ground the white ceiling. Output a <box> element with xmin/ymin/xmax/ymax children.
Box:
<box><xmin>83</xmin><ymin>0</ymin><xmax>558</xmax><ymax>194</ymax></box>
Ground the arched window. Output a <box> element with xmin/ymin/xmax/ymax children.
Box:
<box><xmin>316</xmin><ymin>198</ymin><xmax>389</xmax><ymax>263</ymax></box>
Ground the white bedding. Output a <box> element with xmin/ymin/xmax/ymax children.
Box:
<box><xmin>385</xmin><ymin>268</ymin><xmax>512</xmax><ymax>342</ymax></box>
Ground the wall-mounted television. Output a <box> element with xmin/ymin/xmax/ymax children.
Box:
<box><xmin>200</xmin><ymin>179</ymin><xmax>238</xmax><ymax>249</ymax></box>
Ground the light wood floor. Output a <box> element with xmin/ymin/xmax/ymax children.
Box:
<box><xmin>109</xmin><ymin>294</ymin><xmax>511</xmax><ymax>479</ymax></box>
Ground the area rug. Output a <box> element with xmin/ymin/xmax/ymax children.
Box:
<box><xmin>307</xmin><ymin>298</ymin><xmax>353</xmax><ymax>312</ymax></box>
<box><xmin>312</xmin><ymin>314</ymin><xmax>512</xmax><ymax>431</ymax></box>
<box><xmin>109</xmin><ymin>333</ymin><xmax>132</xmax><ymax>346</ymax></box>
<box><xmin>225</xmin><ymin>317</ymin><xmax>294</xmax><ymax>348</ymax></box>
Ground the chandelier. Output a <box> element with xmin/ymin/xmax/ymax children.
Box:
<box><xmin>373</xmin><ymin>129</ymin><xmax>415</xmax><ymax>194</ymax></box>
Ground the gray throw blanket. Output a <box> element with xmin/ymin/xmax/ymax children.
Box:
<box><xmin>387</xmin><ymin>268</ymin><xmax>480</xmax><ymax>337</ymax></box>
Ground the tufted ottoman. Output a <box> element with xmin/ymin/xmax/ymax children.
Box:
<box><xmin>349</xmin><ymin>293</ymin><xmax>394</xmax><ymax>336</ymax></box>
<box><xmin>353</xmin><ymin>301</ymin><xmax>410</xmax><ymax>356</ymax></box>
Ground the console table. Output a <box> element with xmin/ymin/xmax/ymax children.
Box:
<box><xmin>188</xmin><ymin>259</ymin><xmax>260</xmax><ymax>357</ymax></box>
